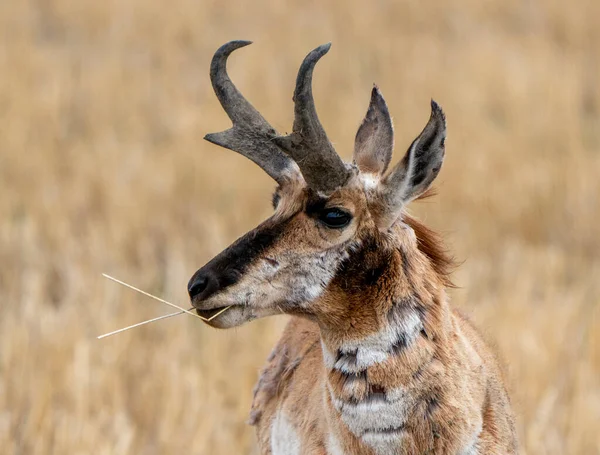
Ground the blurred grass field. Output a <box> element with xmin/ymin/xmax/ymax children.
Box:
<box><xmin>1</xmin><ymin>0</ymin><xmax>599</xmax><ymax>453</ymax></box>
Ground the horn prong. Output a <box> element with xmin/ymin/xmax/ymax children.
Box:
<box><xmin>204</xmin><ymin>41</ymin><xmax>298</xmax><ymax>185</ymax></box>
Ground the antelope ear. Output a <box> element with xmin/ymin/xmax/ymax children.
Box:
<box><xmin>353</xmin><ymin>86</ymin><xmax>394</xmax><ymax>176</ymax></box>
<box><xmin>377</xmin><ymin>100</ymin><xmax>446</xmax><ymax>228</ymax></box>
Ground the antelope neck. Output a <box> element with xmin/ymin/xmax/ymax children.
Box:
<box><xmin>317</xmin><ymin>244</ymin><xmax>449</xmax><ymax>442</ymax></box>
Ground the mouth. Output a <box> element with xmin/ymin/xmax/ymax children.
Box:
<box><xmin>195</xmin><ymin>306</ymin><xmax>232</xmax><ymax>320</ymax></box>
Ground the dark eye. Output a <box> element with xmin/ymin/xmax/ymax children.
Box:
<box><xmin>318</xmin><ymin>208</ymin><xmax>352</xmax><ymax>229</ymax></box>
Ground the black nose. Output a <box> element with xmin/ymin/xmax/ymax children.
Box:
<box><xmin>188</xmin><ymin>271</ymin><xmax>218</xmax><ymax>301</ymax></box>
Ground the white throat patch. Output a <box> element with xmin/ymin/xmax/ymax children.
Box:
<box><xmin>271</xmin><ymin>411</ymin><xmax>301</xmax><ymax>455</ymax></box>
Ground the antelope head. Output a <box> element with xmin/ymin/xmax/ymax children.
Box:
<box><xmin>189</xmin><ymin>41</ymin><xmax>446</xmax><ymax>329</ymax></box>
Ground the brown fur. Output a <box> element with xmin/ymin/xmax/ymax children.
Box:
<box><xmin>403</xmin><ymin>211</ymin><xmax>456</xmax><ymax>288</ymax></box>
<box><xmin>192</xmin><ymin>168</ymin><xmax>517</xmax><ymax>455</ymax></box>
<box><xmin>192</xmin><ymin>167</ymin><xmax>517</xmax><ymax>455</ymax></box>
<box><xmin>193</xmin><ymin>44</ymin><xmax>517</xmax><ymax>453</ymax></box>
<box><xmin>244</xmin><ymin>189</ymin><xmax>517</xmax><ymax>453</ymax></box>
<box><xmin>250</xmin><ymin>229</ymin><xmax>518</xmax><ymax>453</ymax></box>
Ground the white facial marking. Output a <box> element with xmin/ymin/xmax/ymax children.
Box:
<box><xmin>271</xmin><ymin>410</ymin><xmax>301</xmax><ymax>455</ymax></box>
<box><xmin>360</xmin><ymin>172</ymin><xmax>380</xmax><ymax>191</ymax></box>
<box><xmin>202</xmin><ymin>246</ymin><xmax>351</xmax><ymax>324</ymax></box>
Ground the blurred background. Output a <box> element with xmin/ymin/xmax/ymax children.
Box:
<box><xmin>1</xmin><ymin>0</ymin><xmax>599</xmax><ymax>453</ymax></box>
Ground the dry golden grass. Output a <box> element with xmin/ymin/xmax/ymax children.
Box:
<box><xmin>1</xmin><ymin>0</ymin><xmax>599</xmax><ymax>453</ymax></box>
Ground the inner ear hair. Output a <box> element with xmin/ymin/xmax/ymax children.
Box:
<box><xmin>353</xmin><ymin>85</ymin><xmax>394</xmax><ymax>176</ymax></box>
<box><xmin>378</xmin><ymin>100</ymin><xmax>446</xmax><ymax>220</ymax></box>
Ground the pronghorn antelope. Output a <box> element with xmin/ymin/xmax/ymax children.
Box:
<box><xmin>189</xmin><ymin>41</ymin><xmax>518</xmax><ymax>455</ymax></box>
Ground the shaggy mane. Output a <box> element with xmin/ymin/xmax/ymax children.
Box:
<box><xmin>403</xmin><ymin>208</ymin><xmax>456</xmax><ymax>287</ymax></box>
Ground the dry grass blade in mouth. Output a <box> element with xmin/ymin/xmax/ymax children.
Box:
<box><xmin>97</xmin><ymin>274</ymin><xmax>232</xmax><ymax>339</ymax></box>
<box><xmin>97</xmin><ymin>310</ymin><xmax>186</xmax><ymax>339</ymax></box>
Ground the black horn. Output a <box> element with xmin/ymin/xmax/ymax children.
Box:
<box><xmin>204</xmin><ymin>41</ymin><xmax>299</xmax><ymax>185</ymax></box>
<box><xmin>274</xmin><ymin>44</ymin><xmax>350</xmax><ymax>193</ymax></box>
